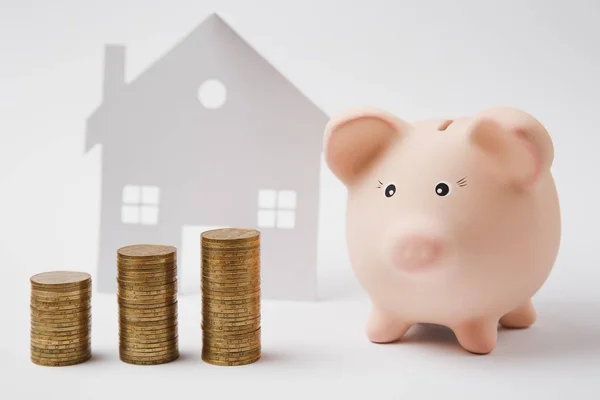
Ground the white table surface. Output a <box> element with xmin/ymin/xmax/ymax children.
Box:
<box><xmin>3</xmin><ymin>289</ymin><xmax>600</xmax><ymax>400</ymax></box>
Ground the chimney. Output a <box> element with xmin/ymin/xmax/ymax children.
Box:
<box><xmin>102</xmin><ymin>44</ymin><xmax>126</xmax><ymax>101</ymax></box>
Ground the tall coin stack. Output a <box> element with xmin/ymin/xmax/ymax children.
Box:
<box><xmin>117</xmin><ymin>244</ymin><xmax>179</xmax><ymax>365</ymax></box>
<box><xmin>201</xmin><ymin>228</ymin><xmax>261</xmax><ymax>366</ymax></box>
<box><xmin>30</xmin><ymin>271</ymin><xmax>92</xmax><ymax>367</ymax></box>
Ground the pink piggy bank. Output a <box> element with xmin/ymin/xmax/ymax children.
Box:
<box><xmin>324</xmin><ymin>106</ymin><xmax>561</xmax><ymax>354</ymax></box>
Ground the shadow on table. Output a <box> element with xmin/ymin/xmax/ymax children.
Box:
<box><xmin>391</xmin><ymin>298</ymin><xmax>600</xmax><ymax>360</ymax></box>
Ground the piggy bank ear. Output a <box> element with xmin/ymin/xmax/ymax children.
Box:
<box><xmin>323</xmin><ymin>107</ymin><xmax>408</xmax><ymax>186</ymax></box>
<box><xmin>468</xmin><ymin>107</ymin><xmax>554</xmax><ymax>190</ymax></box>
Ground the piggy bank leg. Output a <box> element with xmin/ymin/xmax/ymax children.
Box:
<box><xmin>452</xmin><ymin>318</ymin><xmax>498</xmax><ymax>355</ymax></box>
<box><xmin>499</xmin><ymin>299</ymin><xmax>537</xmax><ymax>329</ymax></box>
<box><xmin>366</xmin><ymin>306</ymin><xmax>412</xmax><ymax>343</ymax></box>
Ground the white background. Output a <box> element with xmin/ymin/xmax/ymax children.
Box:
<box><xmin>1</xmin><ymin>0</ymin><xmax>600</xmax><ymax>399</ymax></box>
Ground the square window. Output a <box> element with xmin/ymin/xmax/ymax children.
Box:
<box><xmin>258</xmin><ymin>190</ymin><xmax>277</xmax><ymax>209</ymax></box>
<box><xmin>277</xmin><ymin>210</ymin><xmax>296</xmax><ymax>229</ymax></box>
<box><xmin>258</xmin><ymin>210</ymin><xmax>276</xmax><ymax>228</ymax></box>
<box><xmin>122</xmin><ymin>185</ymin><xmax>140</xmax><ymax>204</ymax></box>
<box><xmin>121</xmin><ymin>205</ymin><xmax>139</xmax><ymax>224</ymax></box>
<box><xmin>141</xmin><ymin>186</ymin><xmax>160</xmax><ymax>205</ymax></box>
<box><xmin>140</xmin><ymin>205</ymin><xmax>159</xmax><ymax>225</ymax></box>
<box><xmin>277</xmin><ymin>190</ymin><xmax>297</xmax><ymax>209</ymax></box>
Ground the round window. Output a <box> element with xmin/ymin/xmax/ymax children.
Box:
<box><xmin>197</xmin><ymin>79</ymin><xmax>227</xmax><ymax>109</ymax></box>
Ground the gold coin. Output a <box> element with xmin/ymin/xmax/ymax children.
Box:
<box><xmin>120</xmin><ymin>339</ymin><xmax>178</xmax><ymax>351</ymax></box>
<box><xmin>117</xmin><ymin>271</ymin><xmax>177</xmax><ymax>286</ymax></box>
<box><xmin>31</xmin><ymin>310</ymin><xmax>91</xmax><ymax>320</ymax></box>
<box><xmin>201</xmin><ymin>304</ymin><xmax>260</xmax><ymax>313</ymax></box>
<box><xmin>119</xmin><ymin>330</ymin><xmax>178</xmax><ymax>341</ymax></box>
<box><xmin>31</xmin><ymin>352</ymin><xmax>91</xmax><ymax>367</ymax></box>
<box><xmin>30</xmin><ymin>338</ymin><xmax>90</xmax><ymax>349</ymax></box>
<box><xmin>31</xmin><ymin>313</ymin><xmax>91</xmax><ymax>322</ymax></box>
<box><xmin>117</xmin><ymin>289</ymin><xmax>178</xmax><ymax>301</ymax></box>
<box><xmin>118</xmin><ymin>303</ymin><xmax>177</xmax><ymax>316</ymax></box>
<box><xmin>31</xmin><ymin>319</ymin><xmax>91</xmax><ymax>330</ymax></box>
<box><xmin>200</xmin><ymin>247</ymin><xmax>260</xmax><ymax>262</ymax></box>
<box><xmin>117</xmin><ymin>244</ymin><xmax>176</xmax><ymax>258</ymax></box>
<box><xmin>30</xmin><ymin>353</ymin><xmax>91</xmax><ymax>365</ymax></box>
<box><xmin>202</xmin><ymin>338</ymin><xmax>260</xmax><ymax>350</ymax></box>
<box><xmin>119</xmin><ymin>352</ymin><xmax>179</xmax><ymax>365</ymax></box>
<box><xmin>119</xmin><ymin>342</ymin><xmax>178</xmax><ymax>352</ymax></box>
<box><xmin>31</xmin><ymin>281</ymin><xmax>91</xmax><ymax>291</ymax></box>
<box><xmin>202</xmin><ymin>301</ymin><xmax>260</xmax><ymax>310</ymax></box>
<box><xmin>118</xmin><ymin>299</ymin><xmax>178</xmax><ymax>310</ymax></box>
<box><xmin>201</xmin><ymin>246</ymin><xmax>260</xmax><ymax>255</ymax></box>
<box><xmin>117</xmin><ymin>272</ymin><xmax>177</xmax><ymax>282</ymax></box>
<box><xmin>202</xmin><ymin>329</ymin><xmax>260</xmax><ymax>341</ymax></box>
<box><xmin>202</xmin><ymin>290</ymin><xmax>260</xmax><ymax>298</ymax></box>
<box><xmin>30</xmin><ymin>343</ymin><xmax>91</xmax><ymax>357</ymax></box>
<box><xmin>202</xmin><ymin>347</ymin><xmax>260</xmax><ymax>359</ymax></box>
<box><xmin>118</xmin><ymin>285</ymin><xmax>177</xmax><ymax>295</ymax></box>
<box><xmin>119</xmin><ymin>321</ymin><xmax>178</xmax><ymax>332</ymax></box>
<box><xmin>202</xmin><ymin>343</ymin><xmax>261</xmax><ymax>354</ymax></box>
<box><xmin>202</xmin><ymin>348</ymin><xmax>261</xmax><ymax>359</ymax></box>
<box><xmin>31</xmin><ymin>329</ymin><xmax>91</xmax><ymax>340</ymax></box>
<box><xmin>30</xmin><ymin>295</ymin><xmax>92</xmax><ymax>304</ymax></box>
<box><xmin>118</xmin><ymin>297</ymin><xmax>177</xmax><ymax>307</ymax></box>
<box><xmin>31</xmin><ymin>347</ymin><xmax>91</xmax><ymax>359</ymax></box>
<box><xmin>202</xmin><ymin>311</ymin><xmax>259</xmax><ymax>321</ymax></box>
<box><xmin>119</xmin><ymin>303</ymin><xmax>177</xmax><ymax>313</ymax></box>
<box><xmin>119</xmin><ymin>332</ymin><xmax>179</xmax><ymax>346</ymax></box>
<box><xmin>30</xmin><ymin>302</ymin><xmax>91</xmax><ymax>312</ymax></box>
<box><xmin>202</xmin><ymin>353</ymin><xmax>260</xmax><ymax>366</ymax></box>
<box><xmin>117</xmin><ymin>263</ymin><xmax>177</xmax><ymax>272</ymax></box>
<box><xmin>119</xmin><ymin>313</ymin><xmax>177</xmax><ymax>323</ymax></box>
<box><xmin>201</xmin><ymin>273</ymin><xmax>259</xmax><ymax>282</ymax></box>
<box><xmin>30</xmin><ymin>271</ymin><xmax>91</xmax><ymax>288</ymax></box>
<box><xmin>119</xmin><ymin>347</ymin><xmax>178</xmax><ymax>358</ymax></box>
<box><xmin>31</xmin><ymin>321</ymin><xmax>91</xmax><ymax>331</ymax></box>
<box><xmin>119</xmin><ymin>321</ymin><xmax>178</xmax><ymax>331</ymax></box>
<box><xmin>117</xmin><ymin>259</ymin><xmax>177</xmax><ymax>269</ymax></box>
<box><xmin>202</xmin><ymin>243</ymin><xmax>259</xmax><ymax>251</ymax></box>
<box><xmin>202</xmin><ymin>307</ymin><xmax>259</xmax><ymax>317</ymax></box>
<box><xmin>203</xmin><ymin>335</ymin><xmax>260</xmax><ymax>347</ymax></box>
<box><xmin>30</xmin><ymin>305</ymin><xmax>91</xmax><ymax>315</ymax></box>
<box><xmin>202</xmin><ymin>260</ymin><xmax>259</xmax><ymax>269</ymax></box>
<box><xmin>116</xmin><ymin>281</ymin><xmax>177</xmax><ymax>292</ymax></box>
<box><xmin>202</xmin><ymin>315</ymin><xmax>260</xmax><ymax>327</ymax></box>
<box><xmin>201</xmin><ymin>279</ymin><xmax>260</xmax><ymax>289</ymax></box>
<box><xmin>202</xmin><ymin>228</ymin><xmax>259</xmax><ymax>241</ymax></box>
<box><xmin>202</xmin><ymin>298</ymin><xmax>260</xmax><ymax>308</ymax></box>
<box><xmin>202</xmin><ymin>289</ymin><xmax>260</xmax><ymax>298</ymax></box>
<box><xmin>31</xmin><ymin>287</ymin><xmax>92</xmax><ymax>297</ymax></box>
<box><xmin>202</xmin><ymin>321</ymin><xmax>260</xmax><ymax>334</ymax></box>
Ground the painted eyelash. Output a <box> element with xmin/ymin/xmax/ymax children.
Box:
<box><xmin>457</xmin><ymin>176</ymin><xmax>468</xmax><ymax>187</ymax></box>
<box><xmin>377</xmin><ymin>180</ymin><xmax>383</xmax><ymax>188</ymax></box>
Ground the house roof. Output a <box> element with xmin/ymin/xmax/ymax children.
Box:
<box><xmin>85</xmin><ymin>13</ymin><xmax>326</xmax><ymax>138</ymax></box>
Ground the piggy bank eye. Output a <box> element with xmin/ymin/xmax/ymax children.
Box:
<box><xmin>384</xmin><ymin>183</ymin><xmax>396</xmax><ymax>198</ymax></box>
<box><xmin>435</xmin><ymin>182</ymin><xmax>452</xmax><ymax>197</ymax></box>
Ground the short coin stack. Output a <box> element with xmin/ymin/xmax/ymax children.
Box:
<box><xmin>30</xmin><ymin>271</ymin><xmax>92</xmax><ymax>367</ymax></box>
<box><xmin>117</xmin><ymin>244</ymin><xmax>179</xmax><ymax>365</ymax></box>
<box><xmin>201</xmin><ymin>228</ymin><xmax>261</xmax><ymax>366</ymax></box>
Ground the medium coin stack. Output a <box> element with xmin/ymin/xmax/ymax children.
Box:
<box><xmin>201</xmin><ymin>228</ymin><xmax>261</xmax><ymax>366</ymax></box>
<box><xmin>30</xmin><ymin>271</ymin><xmax>92</xmax><ymax>367</ymax></box>
<box><xmin>117</xmin><ymin>244</ymin><xmax>179</xmax><ymax>365</ymax></box>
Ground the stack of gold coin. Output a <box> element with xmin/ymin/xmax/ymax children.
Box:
<box><xmin>201</xmin><ymin>228</ymin><xmax>261</xmax><ymax>366</ymax></box>
<box><xmin>117</xmin><ymin>244</ymin><xmax>179</xmax><ymax>365</ymax></box>
<box><xmin>30</xmin><ymin>271</ymin><xmax>92</xmax><ymax>367</ymax></box>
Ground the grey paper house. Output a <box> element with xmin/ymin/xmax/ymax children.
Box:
<box><xmin>85</xmin><ymin>13</ymin><xmax>327</xmax><ymax>300</ymax></box>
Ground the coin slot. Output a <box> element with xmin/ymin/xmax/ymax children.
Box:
<box><xmin>437</xmin><ymin>120</ymin><xmax>454</xmax><ymax>131</ymax></box>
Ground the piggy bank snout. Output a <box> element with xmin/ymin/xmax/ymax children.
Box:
<box><xmin>389</xmin><ymin>234</ymin><xmax>444</xmax><ymax>270</ymax></box>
